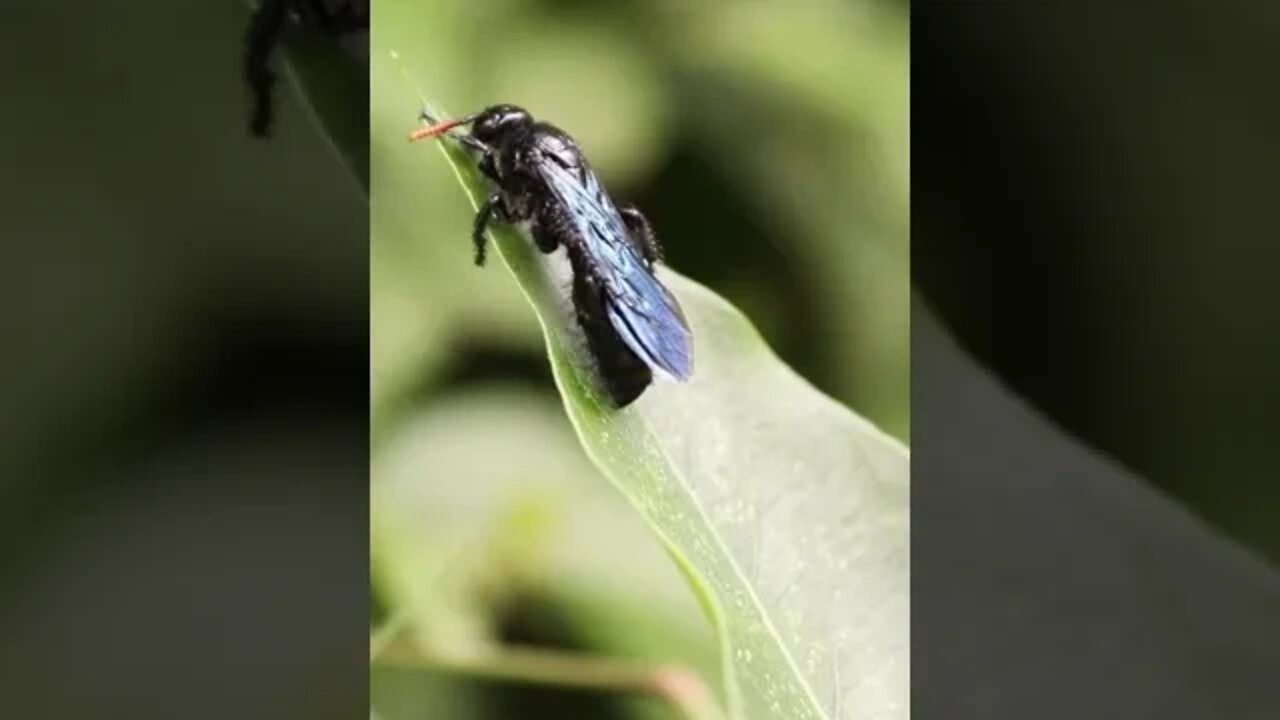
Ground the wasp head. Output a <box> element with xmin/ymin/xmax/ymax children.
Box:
<box><xmin>471</xmin><ymin>104</ymin><xmax>533</xmax><ymax>143</ymax></box>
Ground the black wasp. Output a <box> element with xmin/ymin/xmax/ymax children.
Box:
<box><xmin>243</xmin><ymin>0</ymin><xmax>368</xmax><ymax>137</ymax></box>
<box><xmin>410</xmin><ymin>105</ymin><xmax>693</xmax><ymax>407</ymax></box>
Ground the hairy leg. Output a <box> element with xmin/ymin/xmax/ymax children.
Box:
<box><xmin>244</xmin><ymin>0</ymin><xmax>288</xmax><ymax>136</ymax></box>
<box><xmin>473</xmin><ymin>193</ymin><xmax>510</xmax><ymax>266</ymax></box>
<box><xmin>416</xmin><ymin>106</ymin><xmax>499</xmax><ymax>181</ymax></box>
<box><xmin>531</xmin><ymin>200</ymin><xmax>574</xmax><ymax>254</ymax></box>
<box><xmin>618</xmin><ymin>205</ymin><xmax>663</xmax><ymax>267</ymax></box>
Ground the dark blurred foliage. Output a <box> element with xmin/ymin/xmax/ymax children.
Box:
<box><xmin>912</xmin><ymin>295</ymin><xmax>1280</xmax><ymax>720</ymax></box>
<box><xmin>914</xmin><ymin>0</ymin><xmax>1280</xmax><ymax>562</ymax></box>
<box><xmin>0</xmin><ymin>2</ymin><xmax>367</xmax><ymax>718</ymax></box>
<box><xmin>914</xmin><ymin>4</ymin><xmax>1280</xmax><ymax>718</ymax></box>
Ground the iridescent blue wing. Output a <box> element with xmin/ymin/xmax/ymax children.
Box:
<box><xmin>536</xmin><ymin>155</ymin><xmax>693</xmax><ymax>381</ymax></box>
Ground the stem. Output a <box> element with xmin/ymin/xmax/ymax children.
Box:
<box><xmin>373</xmin><ymin>637</ymin><xmax>725</xmax><ymax>720</ymax></box>
<box><xmin>369</xmin><ymin>610</ymin><xmax>410</xmax><ymax>661</ymax></box>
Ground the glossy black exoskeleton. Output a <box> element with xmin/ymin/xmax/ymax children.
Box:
<box><xmin>411</xmin><ymin>105</ymin><xmax>694</xmax><ymax>407</ymax></box>
<box><xmin>243</xmin><ymin>0</ymin><xmax>368</xmax><ymax>137</ymax></box>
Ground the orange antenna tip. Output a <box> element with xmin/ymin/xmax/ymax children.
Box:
<box><xmin>408</xmin><ymin>114</ymin><xmax>478</xmax><ymax>142</ymax></box>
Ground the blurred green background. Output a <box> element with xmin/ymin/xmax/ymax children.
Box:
<box><xmin>369</xmin><ymin>0</ymin><xmax>908</xmax><ymax>717</ymax></box>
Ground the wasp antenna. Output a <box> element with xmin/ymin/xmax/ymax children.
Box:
<box><xmin>408</xmin><ymin>113</ymin><xmax>479</xmax><ymax>142</ymax></box>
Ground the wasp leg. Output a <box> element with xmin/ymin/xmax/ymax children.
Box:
<box><xmin>419</xmin><ymin>108</ymin><xmax>490</xmax><ymax>154</ymax></box>
<box><xmin>301</xmin><ymin>0</ymin><xmax>368</xmax><ymax>33</ymax></box>
<box><xmin>473</xmin><ymin>193</ymin><xmax>512</xmax><ymax>266</ymax></box>
<box><xmin>530</xmin><ymin>202</ymin><xmax>569</xmax><ymax>254</ymax></box>
<box><xmin>476</xmin><ymin>151</ymin><xmax>501</xmax><ymax>184</ymax></box>
<box><xmin>245</xmin><ymin>0</ymin><xmax>289</xmax><ymax>137</ymax></box>
<box><xmin>618</xmin><ymin>205</ymin><xmax>664</xmax><ymax>267</ymax></box>
<box><xmin>453</xmin><ymin>131</ymin><xmax>492</xmax><ymax>156</ymax></box>
<box><xmin>452</xmin><ymin>132</ymin><xmax>501</xmax><ymax>184</ymax></box>
<box><xmin>530</xmin><ymin>222</ymin><xmax>561</xmax><ymax>254</ymax></box>
<box><xmin>416</xmin><ymin>105</ymin><xmax>498</xmax><ymax>177</ymax></box>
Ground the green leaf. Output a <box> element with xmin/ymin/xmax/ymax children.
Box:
<box><xmin>417</xmin><ymin>110</ymin><xmax>909</xmax><ymax>720</ymax></box>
